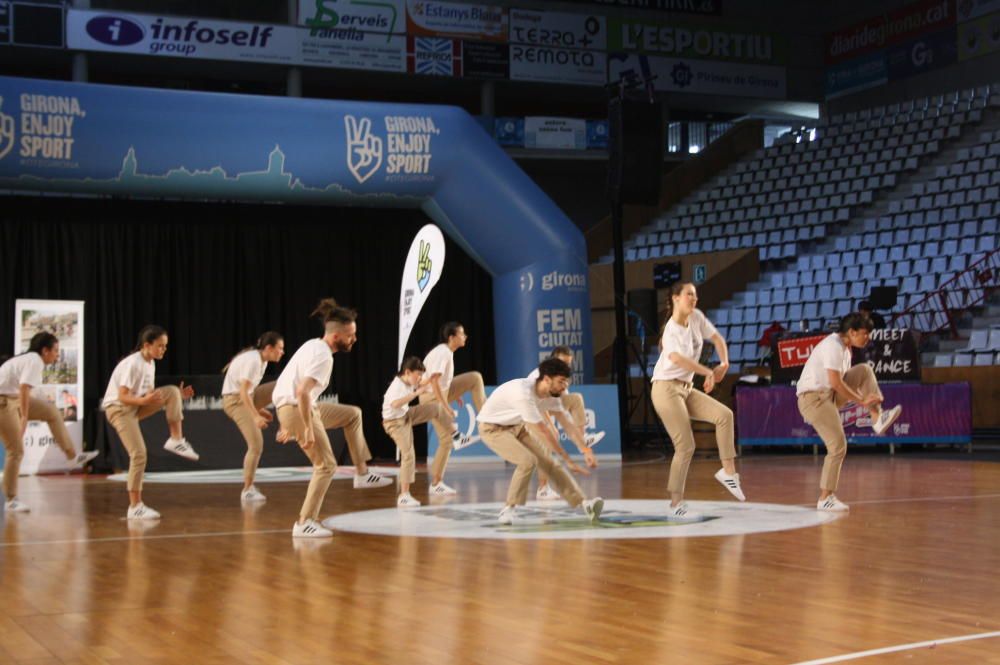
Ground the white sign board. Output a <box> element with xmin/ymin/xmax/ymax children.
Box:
<box><xmin>14</xmin><ymin>299</ymin><xmax>85</xmax><ymax>474</ymax></box>
<box><xmin>509</xmin><ymin>9</ymin><xmax>606</xmax><ymax>50</ymax></box>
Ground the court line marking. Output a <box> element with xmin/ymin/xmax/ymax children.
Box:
<box><xmin>0</xmin><ymin>528</ymin><xmax>291</xmax><ymax>548</ymax></box>
<box><xmin>4</xmin><ymin>492</ymin><xmax>1000</xmax><ymax>548</ymax></box>
<box><xmin>794</xmin><ymin>492</ymin><xmax>1000</xmax><ymax>508</ymax></box>
<box><xmin>789</xmin><ymin>630</ymin><xmax>1000</xmax><ymax>664</ymax></box>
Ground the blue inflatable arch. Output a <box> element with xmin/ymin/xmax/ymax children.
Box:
<box><xmin>0</xmin><ymin>76</ymin><xmax>593</xmax><ymax>381</ymax></box>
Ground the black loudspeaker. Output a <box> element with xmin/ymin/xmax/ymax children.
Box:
<box><xmin>607</xmin><ymin>98</ymin><xmax>664</xmax><ymax>205</ymax></box>
<box><xmin>653</xmin><ymin>261</ymin><xmax>682</xmax><ymax>288</ymax></box>
<box><xmin>627</xmin><ymin>288</ymin><xmax>659</xmax><ymax>337</ymax></box>
<box><xmin>868</xmin><ymin>286</ymin><xmax>898</xmax><ymax>310</ymax></box>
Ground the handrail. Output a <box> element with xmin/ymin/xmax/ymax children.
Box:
<box><xmin>889</xmin><ymin>247</ymin><xmax>999</xmax><ymax>337</ymax></box>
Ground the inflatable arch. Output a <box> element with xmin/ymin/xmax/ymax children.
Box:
<box><xmin>0</xmin><ymin>76</ymin><xmax>593</xmax><ymax>381</ymax></box>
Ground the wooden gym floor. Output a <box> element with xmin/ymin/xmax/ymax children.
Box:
<box><xmin>1</xmin><ymin>452</ymin><xmax>999</xmax><ymax>664</ymax></box>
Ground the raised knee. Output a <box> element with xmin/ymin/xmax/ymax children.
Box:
<box><xmin>347</xmin><ymin>406</ymin><xmax>362</xmax><ymax>424</ymax></box>
<box><xmin>160</xmin><ymin>385</ymin><xmax>181</xmax><ymax>399</ymax></box>
<box><xmin>718</xmin><ymin>406</ymin><xmax>734</xmax><ymax>426</ymax></box>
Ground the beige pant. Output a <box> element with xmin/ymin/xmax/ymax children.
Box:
<box><xmin>797</xmin><ymin>363</ymin><xmax>883</xmax><ymax>492</ymax></box>
<box><xmin>105</xmin><ymin>385</ymin><xmax>184</xmax><ymax>492</ymax></box>
<box><xmin>222</xmin><ymin>381</ymin><xmax>276</xmax><ymax>486</ymax></box>
<box><xmin>383</xmin><ymin>402</ymin><xmax>444</xmax><ymax>486</ymax></box>
<box><xmin>538</xmin><ymin>392</ymin><xmax>587</xmax><ymax>485</ymax></box>
<box><xmin>0</xmin><ymin>396</ymin><xmax>77</xmax><ymax>499</ymax></box>
<box><xmin>560</xmin><ymin>392</ymin><xmax>586</xmax><ymax>429</ymax></box>
<box><xmin>277</xmin><ymin>402</ymin><xmax>372</xmax><ymax>522</ymax></box>
<box><xmin>479</xmin><ymin>422</ymin><xmax>585</xmax><ymax>508</ymax></box>
<box><xmin>652</xmin><ymin>379</ymin><xmax>735</xmax><ymax>496</ymax></box>
<box><xmin>420</xmin><ymin>371</ymin><xmax>487</xmax><ymax>481</ymax></box>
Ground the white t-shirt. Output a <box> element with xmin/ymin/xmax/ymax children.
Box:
<box><xmin>382</xmin><ymin>376</ymin><xmax>418</xmax><ymax>420</ymax></box>
<box><xmin>102</xmin><ymin>352</ymin><xmax>155</xmax><ymax>408</ymax></box>
<box><xmin>222</xmin><ymin>350</ymin><xmax>267</xmax><ymax>396</ymax></box>
<box><xmin>796</xmin><ymin>333</ymin><xmax>852</xmax><ymax>395</ymax></box>
<box><xmin>272</xmin><ymin>338</ymin><xmax>333</xmax><ymax>408</ymax></box>
<box><xmin>652</xmin><ymin>309</ymin><xmax>719</xmax><ymax>383</ymax></box>
<box><xmin>0</xmin><ymin>353</ymin><xmax>45</xmax><ymax>396</ymax></box>
<box><xmin>423</xmin><ymin>343</ymin><xmax>455</xmax><ymax>394</ymax></box>
<box><xmin>476</xmin><ymin>377</ymin><xmax>548</xmax><ymax>427</ymax></box>
<box><xmin>525</xmin><ymin>368</ymin><xmax>568</xmax><ymax>413</ymax></box>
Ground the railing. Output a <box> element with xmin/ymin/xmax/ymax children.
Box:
<box><xmin>890</xmin><ymin>247</ymin><xmax>1000</xmax><ymax>337</ymax></box>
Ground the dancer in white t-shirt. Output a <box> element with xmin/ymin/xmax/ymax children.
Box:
<box><xmin>797</xmin><ymin>312</ymin><xmax>902</xmax><ymax>512</ymax></box>
<box><xmin>382</xmin><ymin>356</ymin><xmax>452</xmax><ymax>507</ymax></box>
<box><xmin>103</xmin><ymin>325</ymin><xmax>198</xmax><ymax>520</ymax></box>
<box><xmin>651</xmin><ymin>282</ymin><xmax>743</xmax><ymax>522</ymax></box>
<box><xmin>526</xmin><ymin>345</ymin><xmax>601</xmax><ymax>501</ymax></box>
<box><xmin>221</xmin><ymin>331</ymin><xmax>285</xmax><ymax>503</ymax></box>
<box><xmin>419</xmin><ymin>321</ymin><xmax>486</xmax><ymax>496</ymax></box>
<box><xmin>477</xmin><ymin>358</ymin><xmax>602</xmax><ymax>525</ymax></box>
<box><xmin>274</xmin><ymin>299</ymin><xmax>390</xmax><ymax>538</ymax></box>
<box><xmin>0</xmin><ymin>332</ymin><xmax>97</xmax><ymax>513</ymax></box>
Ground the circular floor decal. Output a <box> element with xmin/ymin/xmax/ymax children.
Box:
<box><xmin>321</xmin><ymin>499</ymin><xmax>840</xmax><ymax>540</ymax></box>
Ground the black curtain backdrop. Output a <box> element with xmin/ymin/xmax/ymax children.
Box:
<box><xmin>0</xmin><ymin>196</ymin><xmax>495</xmax><ymax>463</ymax></box>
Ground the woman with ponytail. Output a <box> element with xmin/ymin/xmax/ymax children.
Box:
<box><xmin>102</xmin><ymin>325</ymin><xmax>198</xmax><ymax>520</ymax></box>
<box><xmin>221</xmin><ymin>332</ymin><xmax>285</xmax><ymax>503</ymax></box>
<box><xmin>651</xmin><ymin>282</ymin><xmax>743</xmax><ymax>521</ymax></box>
<box><xmin>272</xmin><ymin>298</ymin><xmax>390</xmax><ymax>538</ymax></box>
<box><xmin>797</xmin><ymin>312</ymin><xmax>902</xmax><ymax>512</ymax></box>
<box><xmin>0</xmin><ymin>332</ymin><xmax>97</xmax><ymax>513</ymax></box>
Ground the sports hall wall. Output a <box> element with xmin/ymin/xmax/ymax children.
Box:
<box><xmin>827</xmin><ymin>50</ymin><xmax>1000</xmax><ymax>115</ymax></box>
<box><xmin>0</xmin><ymin>196</ymin><xmax>496</xmax><ymax>461</ymax></box>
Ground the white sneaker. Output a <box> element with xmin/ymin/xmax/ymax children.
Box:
<box><xmin>498</xmin><ymin>505</ymin><xmax>517</xmax><ymax>525</ymax></box>
<box><xmin>714</xmin><ymin>469</ymin><xmax>746</xmax><ymax>501</ymax></box>
<box><xmin>584</xmin><ymin>432</ymin><xmax>606</xmax><ymax>448</ymax></box>
<box><xmin>397</xmin><ymin>492</ymin><xmax>421</xmax><ymax>508</ymax></box>
<box><xmin>872</xmin><ymin>405</ymin><xmax>902</xmax><ymax>435</ymax></box>
<box><xmin>582</xmin><ymin>497</ymin><xmax>604</xmax><ymax>523</ymax></box>
<box><xmin>164</xmin><ymin>437</ymin><xmax>200</xmax><ymax>461</ymax></box>
<box><xmin>292</xmin><ymin>519</ymin><xmax>332</xmax><ymax>538</ymax></box>
<box><xmin>429</xmin><ymin>481</ymin><xmax>457</xmax><ymax>496</ymax></box>
<box><xmin>126</xmin><ymin>502</ymin><xmax>161</xmax><ymax>520</ymax></box>
<box><xmin>4</xmin><ymin>498</ymin><xmax>29</xmax><ymax>513</ymax></box>
<box><xmin>666</xmin><ymin>502</ymin><xmax>703</xmax><ymax>521</ymax></box>
<box><xmin>451</xmin><ymin>432</ymin><xmax>480</xmax><ymax>450</ymax></box>
<box><xmin>817</xmin><ymin>495</ymin><xmax>850</xmax><ymax>512</ymax></box>
<box><xmin>536</xmin><ymin>484</ymin><xmax>561</xmax><ymax>501</ymax></box>
<box><xmin>69</xmin><ymin>450</ymin><xmax>99</xmax><ymax>468</ymax></box>
<box><xmin>353</xmin><ymin>472</ymin><xmax>392</xmax><ymax>489</ymax></box>
<box><xmin>241</xmin><ymin>486</ymin><xmax>267</xmax><ymax>503</ymax></box>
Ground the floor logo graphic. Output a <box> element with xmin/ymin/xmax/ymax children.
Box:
<box><xmin>345</xmin><ymin>115</ymin><xmax>383</xmax><ymax>183</ymax></box>
<box><xmin>0</xmin><ymin>96</ymin><xmax>14</xmax><ymax>160</ymax></box>
<box><xmin>322</xmin><ymin>499</ymin><xmax>840</xmax><ymax>540</ymax></box>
